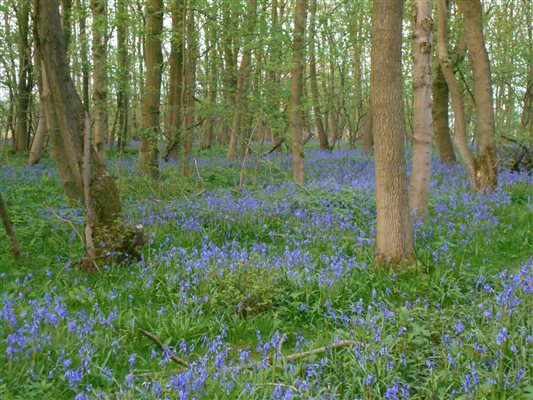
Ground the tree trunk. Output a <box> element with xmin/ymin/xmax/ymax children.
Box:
<box><xmin>138</xmin><ymin>0</ymin><xmax>163</xmax><ymax>178</ymax></box>
<box><xmin>116</xmin><ymin>0</ymin><xmax>129</xmax><ymax>150</ymax></box>
<box><xmin>13</xmin><ymin>2</ymin><xmax>32</xmax><ymax>152</ymax></box>
<box><xmin>203</xmin><ymin>28</ymin><xmax>217</xmax><ymax>150</ymax></box>
<box><xmin>522</xmin><ymin>0</ymin><xmax>532</xmax><ymax>138</ymax></box>
<box><xmin>432</xmin><ymin>60</ymin><xmax>456</xmax><ymax>164</ymax></box>
<box><xmin>288</xmin><ymin>0</ymin><xmax>307</xmax><ymax>184</ymax></box>
<box><xmin>436</xmin><ymin>0</ymin><xmax>476</xmax><ymax>184</ymax></box>
<box><xmin>362</xmin><ymin>104</ymin><xmax>373</xmax><ymax>155</ymax></box>
<box><xmin>0</xmin><ymin>194</ymin><xmax>22</xmax><ymax>261</ymax></box>
<box><xmin>28</xmin><ymin>44</ymin><xmax>47</xmax><ymax>165</ymax></box>
<box><xmin>227</xmin><ymin>0</ymin><xmax>257</xmax><ymax>160</ymax></box>
<box><xmin>36</xmin><ymin>0</ymin><xmax>141</xmax><ymax>267</ymax></box>
<box><xmin>79</xmin><ymin>0</ymin><xmax>90</xmax><ymax>109</ymax></box>
<box><xmin>371</xmin><ymin>0</ymin><xmax>414</xmax><ymax>265</ymax></box>
<box><xmin>60</xmin><ymin>0</ymin><xmax>72</xmax><ymax>51</ymax></box>
<box><xmin>181</xmin><ymin>6</ymin><xmax>197</xmax><ymax>178</ymax></box>
<box><xmin>166</xmin><ymin>0</ymin><xmax>185</xmax><ymax>162</ymax></box>
<box><xmin>309</xmin><ymin>0</ymin><xmax>330</xmax><ymax>151</ymax></box>
<box><xmin>91</xmin><ymin>0</ymin><xmax>108</xmax><ymax>157</ymax></box>
<box><xmin>409</xmin><ymin>0</ymin><xmax>433</xmax><ymax>219</ymax></box>
<box><xmin>458</xmin><ymin>0</ymin><xmax>497</xmax><ymax>191</ymax></box>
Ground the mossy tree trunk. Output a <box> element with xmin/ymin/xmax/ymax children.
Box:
<box><xmin>36</xmin><ymin>0</ymin><xmax>140</xmax><ymax>268</ymax></box>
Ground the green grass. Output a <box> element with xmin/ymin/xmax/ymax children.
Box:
<box><xmin>0</xmin><ymin>149</ymin><xmax>532</xmax><ymax>399</ymax></box>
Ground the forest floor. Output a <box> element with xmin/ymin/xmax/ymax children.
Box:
<box><xmin>1</xmin><ymin>146</ymin><xmax>532</xmax><ymax>399</ymax></box>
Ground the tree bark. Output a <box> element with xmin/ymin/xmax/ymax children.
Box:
<box><xmin>139</xmin><ymin>0</ymin><xmax>163</xmax><ymax>178</ymax></box>
<box><xmin>309</xmin><ymin>0</ymin><xmax>330</xmax><ymax>151</ymax></box>
<box><xmin>458</xmin><ymin>0</ymin><xmax>497</xmax><ymax>191</ymax></box>
<box><xmin>91</xmin><ymin>0</ymin><xmax>108</xmax><ymax>157</ymax></box>
<box><xmin>288</xmin><ymin>0</ymin><xmax>307</xmax><ymax>184</ymax></box>
<box><xmin>409</xmin><ymin>0</ymin><xmax>433</xmax><ymax>219</ymax></box>
<box><xmin>371</xmin><ymin>0</ymin><xmax>414</xmax><ymax>265</ymax></box>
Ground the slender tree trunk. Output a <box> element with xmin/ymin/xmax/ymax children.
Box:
<box><xmin>166</xmin><ymin>0</ymin><xmax>185</xmax><ymax>162</ymax></box>
<box><xmin>13</xmin><ymin>2</ymin><xmax>32</xmax><ymax>152</ymax></box>
<box><xmin>28</xmin><ymin>43</ymin><xmax>47</xmax><ymax>165</ymax></box>
<box><xmin>221</xmin><ymin>3</ymin><xmax>238</xmax><ymax>147</ymax></box>
<box><xmin>371</xmin><ymin>0</ymin><xmax>414</xmax><ymax>265</ymax></box>
<box><xmin>61</xmin><ymin>0</ymin><xmax>72</xmax><ymax>51</ymax></box>
<box><xmin>139</xmin><ymin>0</ymin><xmax>163</xmax><ymax>178</ymax></box>
<box><xmin>522</xmin><ymin>0</ymin><xmax>532</xmax><ymax>137</ymax></box>
<box><xmin>409</xmin><ymin>0</ymin><xmax>433</xmax><ymax>219</ymax></box>
<box><xmin>459</xmin><ymin>0</ymin><xmax>497</xmax><ymax>190</ymax></box>
<box><xmin>79</xmin><ymin>0</ymin><xmax>90</xmax><ymax>110</ymax></box>
<box><xmin>436</xmin><ymin>0</ymin><xmax>476</xmax><ymax>184</ymax></box>
<box><xmin>181</xmin><ymin>5</ymin><xmax>197</xmax><ymax>178</ymax></box>
<box><xmin>352</xmin><ymin>9</ymin><xmax>364</xmax><ymax>145</ymax></box>
<box><xmin>204</xmin><ymin>28</ymin><xmax>217</xmax><ymax>150</ymax></box>
<box><xmin>36</xmin><ymin>0</ymin><xmax>140</xmax><ymax>267</ymax></box>
<box><xmin>116</xmin><ymin>0</ymin><xmax>129</xmax><ymax>150</ymax></box>
<box><xmin>309</xmin><ymin>0</ymin><xmax>330</xmax><ymax>151</ymax></box>
<box><xmin>0</xmin><ymin>194</ymin><xmax>22</xmax><ymax>260</ymax></box>
<box><xmin>227</xmin><ymin>0</ymin><xmax>257</xmax><ymax>160</ymax></box>
<box><xmin>288</xmin><ymin>0</ymin><xmax>307</xmax><ymax>184</ymax></box>
<box><xmin>91</xmin><ymin>0</ymin><xmax>108</xmax><ymax>157</ymax></box>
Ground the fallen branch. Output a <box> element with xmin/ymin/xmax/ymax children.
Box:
<box><xmin>268</xmin><ymin>340</ymin><xmax>358</xmax><ymax>365</ymax></box>
<box><xmin>140</xmin><ymin>330</ymin><xmax>189</xmax><ymax>368</ymax></box>
<box><xmin>264</xmin><ymin>138</ymin><xmax>285</xmax><ymax>155</ymax></box>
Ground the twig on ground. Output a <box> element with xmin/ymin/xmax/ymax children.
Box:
<box><xmin>140</xmin><ymin>330</ymin><xmax>190</xmax><ymax>368</ymax></box>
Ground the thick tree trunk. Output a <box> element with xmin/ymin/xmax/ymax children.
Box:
<box><xmin>409</xmin><ymin>0</ymin><xmax>433</xmax><ymax>219</ymax></box>
<box><xmin>371</xmin><ymin>0</ymin><xmax>414</xmax><ymax>265</ymax></box>
<box><xmin>436</xmin><ymin>0</ymin><xmax>476</xmax><ymax>184</ymax></box>
<box><xmin>36</xmin><ymin>0</ymin><xmax>140</xmax><ymax>267</ymax></box>
<box><xmin>309</xmin><ymin>0</ymin><xmax>330</xmax><ymax>151</ymax></box>
<box><xmin>91</xmin><ymin>0</ymin><xmax>108</xmax><ymax>157</ymax></box>
<box><xmin>13</xmin><ymin>2</ymin><xmax>32</xmax><ymax>152</ymax></box>
<box><xmin>288</xmin><ymin>0</ymin><xmax>307</xmax><ymax>184</ymax></box>
<box><xmin>459</xmin><ymin>0</ymin><xmax>497</xmax><ymax>191</ymax></box>
<box><xmin>139</xmin><ymin>0</ymin><xmax>163</xmax><ymax>178</ymax></box>
<box><xmin>166</xmin><ymin>0</ymin><xmax>185</xmax><ymax>162</ymax></box>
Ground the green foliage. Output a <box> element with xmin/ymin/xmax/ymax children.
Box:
<box><xmin>208</xmin><ymin>262</ymin><xmax>280</xmax><ymax>317</ymax></box>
